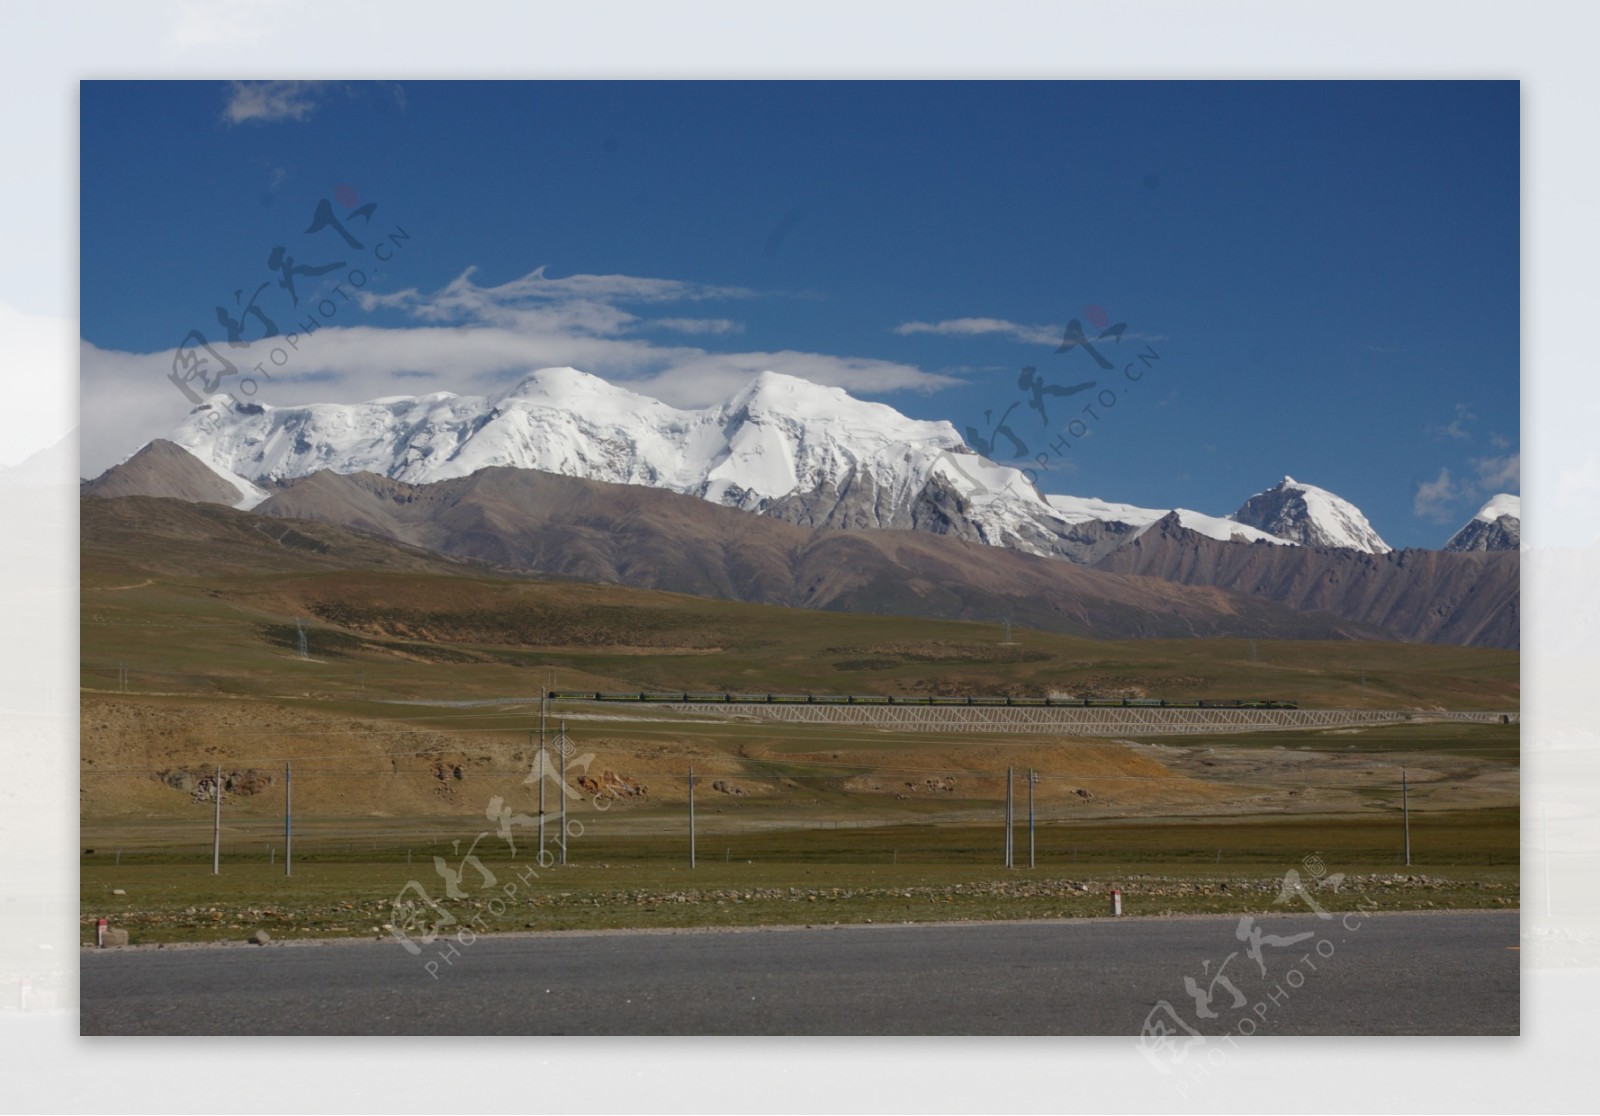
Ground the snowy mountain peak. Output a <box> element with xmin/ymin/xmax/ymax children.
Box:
<box><xmin>1230</xmin><ymin>477</ymin><xmax>1391</xmax><ymax>554</ymax></box>
<box><xmin>1045</xmin><ymin>494</ymin><xmax>1293</xmax><ymax>547</ymax></box>
<box><xmin>156</xmin><ymin>367</ymin><xmax>1018</xmax><ymax>536</ymax></box>
<box><xmin>1472</xmin><ymin>493</ymin><xmax>1521</xmax><ymax>524</ymax></box>
<box><xmin>144</xmin><ymin>367</ymin><xmax>1404</xmax><ymax>565</ymax></box>
<box><xmin>1444</xmin><ymin>493</ymin><xmax>1521</xmax><ymax>552</ymax></box>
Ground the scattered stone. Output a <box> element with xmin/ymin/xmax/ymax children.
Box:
<box><xmin>251</xmin><ymin>929</ymin><xmax>271</xmax><ymax>945</ymax></box>
<box><xmin>111</xmin><ymin>888</ymin><xmax>127</xmax><ymax>896</ymax></box>
<box><xmin>102</xmin><ymin>928</ymin><xmax>129</xmax><ymax>948</ymax></box>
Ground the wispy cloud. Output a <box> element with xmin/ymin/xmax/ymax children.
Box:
<box><xmin>223</xmin><ymin>81</ymin><xmax>327</xmax><ymax>125</ymax></box>
<box><xmin>1414</xmin><ymin>467</ymin><xmax>1461</xmax><ymax>523</ymax></box>
<box><xmin>1413</xmin><ymin>449</ymin><xmax>1521</xmax><ymax>525</ymax></box>
<box><xmin>1473</xmin><ymin>451</ymin><xmax>1520</xmax><ymax>491</ymax></box>
<box><xmin>1428</xmin><ymin>402</ymin><xmax>1475</xmax><ymax>441</ymax></box>
<box><xmin>895</xmin><ymin>317</ymin><xmax>1062</xmax><ymax>346</ymax></box>
<box><xmin>895</xmin><ymin>316</ymin><xmax>1167</xmax><ymax>350</ymax></box>
<box><xmin>79</xmin><ymin>264</ymin><xmax>962</xmax><ymax>475</ymax></box>
<box><xmin>361</xmin><ymin>265</ymin><xmax>754</xmax><ymax>332</ymax></box>
<box><xmin>651</xmin><ymin>318</ymin><xmax>744</xmax><ymax>335</ymax></box>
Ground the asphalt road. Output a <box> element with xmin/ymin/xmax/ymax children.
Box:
<box><xmin>80</xmin><ymin>911</ymin><xmax>1518</xmax><ymax>1036</ymax></box>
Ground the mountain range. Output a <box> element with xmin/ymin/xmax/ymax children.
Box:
<box><xmin>83</xmin><ymin>368</ymin><xmax>1521</xmax><ymax>647</ymax></box>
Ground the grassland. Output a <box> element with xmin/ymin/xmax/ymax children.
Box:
<box><xmin>81</xmin><ymin>811</ymin><xmax>1519</xmax><ymax>945</ymax></box>
<box><xmin>80</xmin><ymin>506</ymin><xmax>1520</xmax><ymax>944</ymax></box>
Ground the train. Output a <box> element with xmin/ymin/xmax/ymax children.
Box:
<box><xmin>547</xmin><ymin>690</ymin><xmax>1297</xmax><ymax>709</ymax></box>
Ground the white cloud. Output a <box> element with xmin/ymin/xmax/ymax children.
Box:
<box><xmin>79</xmin><ymin>330</ymin><xmax>959</xmax><ymax>477</ymax></box>
<box><xmin>1414</xmin><ymin>449</ymin><xmax>1521</xmax><ymax>526</ymax></box>
<box><xmin>1414</xmin><ymin>467</ymin><xmax>1461</xmax><ymax>523</ymax></box>
<box><xmin>360</xmin><ymin>266</ymin><xmax>754</xmax><ymax>331</ymax></box>
<box><xmin>651</xmin><ymin>318</ymin><xmax>743</xmax><ymax>335</ymax></box>
<box><xmin>1473</xmin><ymin>451</ymin><xmax>1521</xmax><ymax>492</ymax></box>
<box><xmin>223</xmin><ymin>81</ymin><xmax>327</xmax><ymax>125</ymax></box>
<box><xmin>80</xmin><ymin>263</ymin><xmax>965</xmax><ymax>475</ymax></box>
<box><xmin>895</xmin><ymin>317</ymin><xmax>1062</xmax><ymax>346</ymax></box>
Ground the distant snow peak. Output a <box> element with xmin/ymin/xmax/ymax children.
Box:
<box><xmin>1044</xmin><ymin>494</ymin><xmax>1292</xmax><ymax>547</ymax></box>
<box><xmin>1230</xmin><ymin>477</ymin><xmax>1391</xmax><ymax>554</ymax></box>
<box><xmin>1444</xmin><ymin>493</ymin><xmax>1521</xmax><ymax>552</ymax></box>
<box><xmin>1473</xmin><ymin>492</ymin><xmax>1521</xmax><ymax>524</ymax></box>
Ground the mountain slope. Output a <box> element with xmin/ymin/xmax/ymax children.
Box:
<box><xmin>246</xmin><ymin>467</ymin><xmax>1389</xmax><ymax>643</ymax></box>
<box><xmin>1445</xmin><ymin>494</ymin><xmax>1521</xmax><ymax>552</ymax></box>
<box><xmin>1094</xmin><ymin>513</ymin><xmax>1518</xmax><ymax>648</ymax></box>
<box><xmin>1230</xmin><ymin>476</ymin><xmax>1391</xmax><ymax>553</ymax></box>
<box><xmin>80</xmin><ymin>439</ymin><xmax>259</xmax><ymax>506</ymax></box>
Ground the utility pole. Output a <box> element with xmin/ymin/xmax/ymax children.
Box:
<box><xmin>1402</xmin><ymin>766</ymin><xmax>1411</xmax><ymax>867</ymax></box>
<box><xmin>534</xmin><ymin>728</ymin><xmax>545</xmax><ymax>866</ymax></box>
<box><xmin>1028</xmin><ymin>768</ymin><xmax>1036</xmax><ymax>869</ymax></box>
<box><xmin>558</xmin><ymin>718</ymin><xmax>568</xmax><ymax>867</ymax></box>
<box><xmin>212</xmin><ymin>765</ymin><xmax>222</xmax><ymax>875</ymax></box>
<box><xmin>689</xmin><ymin>764</ymin><xmax>697</xmax><ymax>870</ymax></box>
<box><xmin>1005</xmin><ymin>766</ymin><xmax>1014</xmax><ymax>868</ymax></box>
<box><xmin>539</xmin><ymin>680</ymin><xmax>550</xmax><ymax>864</ymax></box>
<box><xmin>284</xmin><ymin>760</ymin><xmax>292</xmax><ymax>877</ymax></box>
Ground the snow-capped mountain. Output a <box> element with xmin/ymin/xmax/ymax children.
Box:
<box><xmin>138</xmin><ymin>368</ymin><xmax>1408</xmax><ymax>565</ymax></box>
<box><xmin>163</xmin><ymin>368</ymin><xmax>1074</xmax><ymax>556</ymax></box>
<box><xmin>1444</xmin><ymin>493</ymin><xmax>1521</xmax><ymax>552</ymax></box>
<box><xmin>1229</xmin><ymin>476</ymin><xmax>1392</xmax><ymax>554</ymax></box>
<box><xmin>1045</xmin><ymin>494</ymin><xmax>1291</xmax><ymax>547</ymax></box>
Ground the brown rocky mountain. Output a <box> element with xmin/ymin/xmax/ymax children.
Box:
<box><xmin>1093</xmin><ymin>513</ymin><xmax>1518</xmax><ymax>648</ymax></box>
<box><xmin>242</xmin><ymin>467</ymin><xmax>1390</xmax><ymax>642</ymax></box>
<box><xmin>84</xmin><ymin>443</ymin><xmax>1517</xmax><ymax>648</ymax></box>
<box><xmin>80</xmin><ymin>439</ymin><xmax>244</xmax><ymax>505</ymax></box>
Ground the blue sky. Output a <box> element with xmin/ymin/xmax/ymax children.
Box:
<box><xmin>80</xmin><ymin>80</ymin><xmax>1519</xmax><ymax>547</ymax></box>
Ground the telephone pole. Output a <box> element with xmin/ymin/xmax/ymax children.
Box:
<box><xmin>1028</xmin><ymin>768</ymin><xmax>1036</xmax><ymax>869</ymax></box>
<box><xmin>558</xmin><ymin>718</ymin><xmax>568</xmax><ymax>867</ymax></box>
<box><xmin>534</xmin><ymin>728</ymin><xmax>545</xmax><ymax>865</ymax></box>
<box><xmin>211</xmin><ymin>765</ymin><xmax>222</xmax><ymax>875</ymax></box>
<box><xmin>539</xmin><ymin>677</ymin><xmax>551</xmax><ymax>864</ymax></box>
<box><xmin>1005</xmin><ymin>766</ymin><xmax>1014</xmax><ymax>868</ymax></box>
<box><xmin>1402</xmin><ymin>766</ymin><xmax>1411</xmax><ymax>867</ymax></box>
<box><xmin>284</xmin><ymin>760</ymin><xmax>292</xmax><ymax>877</ymax></box>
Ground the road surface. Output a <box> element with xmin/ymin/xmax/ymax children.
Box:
<box><xmin>80</xmin><ymin>910</ymin><xmax>1518</xmax><ymax>1035</ymax></box>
